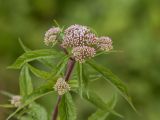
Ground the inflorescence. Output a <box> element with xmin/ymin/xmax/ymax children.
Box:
<box><xmin>54</xmin><ymin>78</ymin><xmax>70</xmax><ymax>95</ymax></box>
<box><xmin>44</xmin><ymin>24</ymin><xmax>113</xmax><ymax>95</ymax></box>
<box><xmin>10</xmin><ymin>95</ymin><xmax>22</xmax><ymax>107</ymax></box>
<box><xmin>44</xmin><ymin>24</ymin><xmax>113</xmax><ymax>63</ymax></box>
<box><xmin>44</xmin><ymin>27</ymin><xmax>61</xmax><ymax>46</ymax></box>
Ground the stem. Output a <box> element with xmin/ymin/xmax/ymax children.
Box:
<box><xmin>52</xmin><ymin>96</ymin><xmax>62</xmax><ymax>120</ymax></box>
<box><xmin>65</xmin><ymin>59</ymin><xmax>76</xmax><ymax>82</ymax></box>
<box><xmin>52</xmin><ymin>57</ymin><xmax>75</xmax><ymax>120</ymax></box>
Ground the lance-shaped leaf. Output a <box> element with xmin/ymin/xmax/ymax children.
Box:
<box><xmin>19</xmin><ymin>65</ymin><xmax>33</xmax><ymax>97</ymax></box>
<box><xmin>28</xmin><ymin>64</ymin><xmax>51</xmax><ymax>80</ymax></box>
<box><xmin>88</xmin><ymin>94</ymin><xmax>118</xmax><ymax>120</ymax></box>
<box><xmin>8</xmin><ymin>49</ymin><xmax>61</xmax><ymax>69</ymax></box>
<box><xmin>82</xmin><ymin>90</ymin><xmax>123</xmax><ymax>118</ymax></box>
<box><xmin>0</xmin><ymin>104</ymin><xmax>15</xmax><ymax>108</ymax></box>
<box><xmin>27</xmin><ymin>103</ymin><xmax>48</xmax><ymax>120</ymax></box>
<box><xmin>87</xmin><ymin>60</ymin><xmax>137</xmax><ymax>112</ymax></box>
<box><xmin>0</xmin><ymin>91</ymin><xmax>14</xmax><ymax>97</ymax></box>
<box><xmin>77</xmin><ymin>63</ymin><xmax>83</xmax><ymax>97</ymax></box>
<box><xmin>19</xmin><ymin>39</ymin><xmax>30</xmax><ymax>52</ymax></box>
<box><xmin>59</xmin><ymin>92</ymin><xmax>77</xmax><ymax>120</ymax></box>
<box><xmin>6</xmin><ymin>81</ymin><xmax>54</xmax><ymax>120</ymax></box>
<box><xmin>28</xmin><ymin>55</ymin><xmax>68</xmax><ymax>81</ymax></box>
<box><xmin>19</xmin><ymin>39</ymin><xmax>56</xmax><ymax>69</ymax></box>
<box><xmin>7</xmin><ymin>56</ymin><xmax>67</xmax><ymax>120</ymax></box>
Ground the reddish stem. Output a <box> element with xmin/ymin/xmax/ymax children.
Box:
<box><xmin>52</xmin><ymin>56</ymin><xmax>75</xmax><ymax>120</ymax></box>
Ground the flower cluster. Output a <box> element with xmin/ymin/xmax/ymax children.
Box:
<box><xmin>72</xmin><ymin>46</ymin><xmax>96</xmax><ymax>63</ymax></box>
<box><xmin>44</xmin><ymin>24</ymin><xmax>113</xmax><ymax>62</ymax></box>
<box><xmin>97</xmin><ymin>36</ymin><xmax>113</xmax><ymax>51</ymax></box>
<box><xmin>61</xmin><ymin>24</ymin><xmax>97</xmax><ymax>48</ymax></box>
<box><xmin>54</xmin><ymin>78</ymin><xmax>70</xmax><ymax>95</ymax></box>
<box><xmin>61</xmin><ymin>24</ymin><xmax>113</xmax><ymax>62</ymax></box>
<box><xmin>44</xmin><ymin>27</ymin><xmax>61</xmax><ymax>46</ymax></box>
<box><xmin>10</xmin><ymin>95</ymin><xmax>22</xmax><ymax>107</ymax></box>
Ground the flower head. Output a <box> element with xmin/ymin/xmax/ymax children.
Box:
<box><xmin>54</xmin><ymin>78</ymin><xmax>70</xmax><ymax>95</ymax></box>
<box><xmin>72</xmin><ymin>46</ymin><xmax>96</xmax><ymax>63</ymax></box>
<box><xmin>61</xmin><ymin>24</ymin><xmax>97</xmax><ymax>48</ymax></box>
<box><xmin>10</xmin><ymin>95</ymin><xmax>22</xmax><ymax>107</ymax></box>
<box><xmin>97</xmin><ymin>36</ymin><xmax>113</xmax><ymax>51</ymax></box>
<box><xmin>84</xmin><ymin>33</ymin><xmax>98</xmax><ymax>45</ymax></box>
<box><xmin>44</xmin><ymin>27</ymin><xmax>61</xmax><ymax>46</ymax></box>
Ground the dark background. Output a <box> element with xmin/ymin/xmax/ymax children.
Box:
<box><xmin>0</xmin><ymin>0</ymin><xmax>160</xmax><ymax>120</ymax></box>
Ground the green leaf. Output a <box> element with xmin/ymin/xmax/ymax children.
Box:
<box><xmin>0</xmin><ymin>91</ymin><xmax>14</xmax><ymax>97</ymax></box>
<box><xmin>7</xmin><ymin>57</ymin><xmax>67</xmax><ymax>120</ymax></box>
<box><xmin>19</xmin><ymin>65</ymin><xmax>33</xmax><ymax>97</ymax></box>
<box><xmin>59</xmin><ymin>92</ymin><xmax>76</xmax><ymax>120</ymax></box>
<box><xmin>68</xmin><ymin>80</ymin><xmax>78</xmax><ymax>88</ymax></box>
<box><xmin>19</xmin><ymin>38</ymin><xmax>30</xmax><ymax>52</ymax></box>
<box><xmin>28</xmin><ymin>54</ymin><xmax>68</xmax><ymax>81</ymax></box>
<box><xmin>17</xmin><ymin>103</ymin><xmax>48</xmax><ymax>120</ymax></box>
<box><xmin>54</xmin><ymin>55</ymin><xmax>68</xmax><ymax>76</ymax></box>
<box><xmin>6</xmin><ymin>80</ymin><xmax>55</xmax><ymax>120</ymax></box>
<box><xmin>87</xmin><ymin>60</ymin><xmax>137</xmax><ymax>112</ymax></box>
<box><xmin>19</xmin><ymin>116</ymin><xmax>33</xmax><ymax>120</ymax></box>
<box><xmin>68</xmin><ymin>80</ymin><xmax>78</xmax><ymax>93</ymax></box>
<box><xmin>83</xmin><ymin>90</ymin><xmax>123</xmax><ymax>118</ymax></box>
<box><xmin>28</xmin><ymin>64</ymin><xmax>51</xmax><ymax>80</ymax></box>
<box><xmin>0</xmin><ymin>104</ymin><xmax>15</xmax><ymax>108</ymax></box>
<box><xmin>8</xmin><ymin>49</ymin><xmax>60</xmax><ymax>69</ymax></box>
<box><xmin>88</xmin><ymin>94</ymin><xmax>118</xmax><ymax>120</ymax></box>
<box><xmin>77</xmin><ymin>63</ymin><xmax>83</xmax><ymax>97</ymax></box>
<box><xmin>27</xmin><ymin>103</ymin><xmax>48</xmax><ymax>120</ymax></box>
<box><xmin>95</xmin><ymin>50</ymin><xmax>123</xmax><ymax>57</ymax></box>
<box><xmin>7</xmin><ymin>54</ymin><xmax>68</xmax><ymax>120</ymax></box>
<box><xmin>19</xmin><ymin>39</ymin><xmax>56</xmax><ymax>69</ymax></box>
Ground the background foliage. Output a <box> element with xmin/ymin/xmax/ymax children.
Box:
<box><xmin>0</xmin><ymin>0</ymin><xmax>160</xmax><ymax>120</ymax></box>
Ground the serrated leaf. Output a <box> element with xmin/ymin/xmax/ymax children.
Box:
<box><xmin>19</xmin><ymin>65</ymin><xmax>33</xmax><ymax>97</ymax></box>
<box><xmin>27</xmin><ymin>103</ymin><xmax>48</xmax><ymax>120</ymax></box>
<box><xmin>68</xmin><ymin>80</ymin><xmax>78</xmax><ymax>93</ymax></box>
<box><xmin>8</xmin><ymin>49</ymin><xmax>61</xmax><ymax>69</ymax></box>
<box><xmin>0</xmin><ymin>104</ymin><xmax>15</xmax><ymax>108</ymax></box>
<box><xmin>7</xmin><ymin>56</ymin><xmax>67</xmax><ymax>120</ymax></box>
<box><xmin>87</xmin><ymin>60</ymin><xmax>137</xmax><ymax>113</ymax></box>
<box><xmin>88</xmin><ymin>94</ymin><xmax>119</xmax><ymax>120</ymax></box>
<box><xmin>17</xmin><ymin>103</ymin><xmax>48</xmax><ymax>120</ymax></box>
<box><xmin>6</xmin><ymin>80</ymin><xmax>54</xmax><ymax>120</ymax></box>
<box><xmin>68</xmin><ymin>80</ymin><xmax>78</xmax><ymax>88</ymax></box>
<box><xmin>59</xmin><ymin>92</ymin><xmax>76</xmax><ymax>120</ymax></box>
<box><xmin>28</xmin><ymin>64</ymin><xmax>51</xmax><ymax>80</ymax></box>
<box><xmin>83</xmin><ymin>90</ymin><xmax>123</xmax><ymax>118</ymax></box>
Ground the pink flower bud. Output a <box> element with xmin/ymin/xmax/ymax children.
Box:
<box><xmin>97</xmin><ymin>36</ymin><xmax>113</xmax><ymax>51</ymax></box>
<box><xmin>54</xmin><ymin>78</ymin><xmax>70</xmax><ymax>95</ymax></box>
<box><xmin>72</xmin><ymin>46</ymin><xmax>96</xmax><ymax>63</ymax></box>
<box><xmin>44</xmin><ymin>27</ymin><xmax>61</xmax><ymax>46</ymax></box>
<box><xmin>61</xmin><ymin>24</ymin><xmax>97</xmax><ymax>48</ymax></box>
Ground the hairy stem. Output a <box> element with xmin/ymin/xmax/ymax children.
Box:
<box><xmin>52</xmin><ymin>58</ymin><xmax>75</xmax><ymax>120</ymax></box>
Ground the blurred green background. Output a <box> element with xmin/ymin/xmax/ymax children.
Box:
<box><xmin>0</xmin><ymin>0</ymin><xmax>160</xmax><ymax>120</ymax></box>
